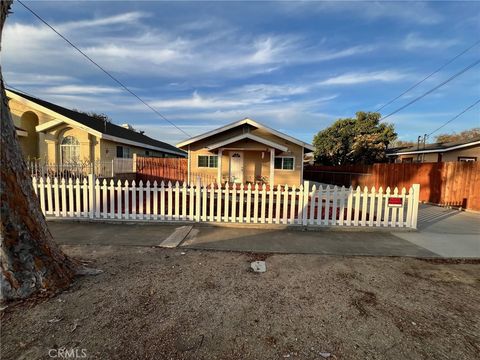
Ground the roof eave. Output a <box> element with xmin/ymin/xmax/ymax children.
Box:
<box><xmin>176</xmin><ymin>117</ymin><xmax>314</xmax><ymax>150</ymax></box>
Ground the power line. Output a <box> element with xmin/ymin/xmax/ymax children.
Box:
<box><xmin>380</xmin><ymin>59</ymin><xmax>480</xmax><ymax>122</ymax></box>
<box><xmin>17</xmin><ymin>0</ymin><xmax>191</xmax><ymax>138</ymax></box>
<box><xmin>4</xmin><ymin>82</ymin><xmax>38</xmax><ymax>99</ymax></box>
<box><xmin>427</xmin><ymin>99</ymin><xmax>480</xmax><ymax>138</ymax></box>
<box><xmin>376</xmin><ymin>40</ymin><xmax>480</xmax><ymax>112</ymax></box>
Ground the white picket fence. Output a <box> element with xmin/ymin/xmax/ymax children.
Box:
<box><xmin>32</xmin><ymin>175</ymin><xmax>420</xmax><ymax>228</ymax></box>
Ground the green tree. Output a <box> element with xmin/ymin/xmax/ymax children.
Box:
<box><xmin>313</xmin><ymin>112</ymin><xmax>397</xmax><ymax>165</ymax></box>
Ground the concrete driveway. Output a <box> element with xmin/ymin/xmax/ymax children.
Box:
<box><xmin>393</xmin><ymin>204</ymin><xmax>480</xmax><ymax>258</ymax></box>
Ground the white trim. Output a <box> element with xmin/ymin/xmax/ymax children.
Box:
<box><xmin>176</xmin><ymin>117</ymin><xmax>314</xmax><ymax>151</ymax></box>
<box><xmin>274</xmin><ymin>156</ymin><xmax>295</xmax><ymax>171</ymax></box>
<box><xmin>7</xmin><ymin>89</ymin><xmax>186</xmax><ymax>157</ymax></box>
<box><xmin>35</xmin><ymin>119</ymin><xmax>64</xmax><ymax>132</ymax></box>
<box><xmin>16</xmin><ymin>129</ymin><xmax>28</xmax><ymax>137</ymax></box>
<box><xmin>206</xmin><ymin>132</ymin><xmax>288</xmax><ymax>152</ymax></box>
<box><xmin>387</xmin><ymin>140</ymin><xmax>480</xmax><ymax>156</ymax></box>
<box><xmin>197</xmin><ymin>154</ymin><xmax>219</xmax><ymax>168</ymax></box>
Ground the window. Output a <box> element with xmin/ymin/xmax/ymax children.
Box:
<box><xmin>402</xmin><ymin>157</ymin><xmax>414</xmax><ymax>163</ymax></box>
<box><xmin>145</xmin><ymin>150</ymin><xmax>150</xmax><ymax>156</ymax></box>
<box><xmin>60</xmin><ymin>136</ymin><xmax>80</xmax><ymax>163</ymax></box>
<box><xmin>198</xmin><ymin>155</ymin><xmax>218</xmax><ymax>168</ymax></box>
<box><xmin>116</xmin><ymin>145</ymin><xmax>131</xmax><ymax>158</ymax></box>
<box><xmin>458</xmin><ymin>156</ymin><xmax>477</xmax><ymax>162</ymax></box>
<box><xmin>274</xmin><ymin>156</ymin><xmax>294</xmax><ymax>170</ymax></box>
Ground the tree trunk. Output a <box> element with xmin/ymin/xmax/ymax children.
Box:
<box><xmin>1</xmin><ymin>0</ymin><xmax>79</xmax><ymax>302</ymax></box>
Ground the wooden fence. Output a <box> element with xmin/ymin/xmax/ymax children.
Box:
<box><xmin>32</xmin><ymin>175</ymin><xmax>420</xmax><ymax>228</ymax></box>
<box><xmin>304</xmin><ymin>162</ymin><xmax>480</xmax><ymax>211</ymax></box>
<box><xmin>135</xmin><ymin>156</ymin><xmax>216</xmax><ymax>185</ymax></box>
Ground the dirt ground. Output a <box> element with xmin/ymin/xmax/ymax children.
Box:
<box><xmin>1</xmin><ymin>245</ymin><xmax>479</xmax><ymax>360</ymax></box>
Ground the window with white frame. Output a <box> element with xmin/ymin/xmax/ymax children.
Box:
<box><xmin>60</xmin><ymin>136</ymin><xmax>80</xmax><ymax>163</ymax></box>
<box><xmin>458</xmin><ymin>156</ymin><xmax>477</xmax><ymax>162</ymax></box>
<box><xmin>198</xmin><ymin>155</ymin><xmax>218</xmax><ymax>168</ymax></box>
<box><xmin>274</xmin><ymin>156</ymin><xmax>294</xmax><ymax>170</ymax></box>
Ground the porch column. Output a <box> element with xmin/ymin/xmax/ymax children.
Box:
<box><xmin>187</xmin><ymin>146</ymin><xmax>191</xmax><ymax>185</ymax></box>
<box><xmin>269</xmin><ymin>147</ymin><xmax>275</xmax><ymax>186</ymax></box>
<box><xmin>217</xmin><ymin>149</ymin><xmax>223</xmax><ymax>184</ymax></box>
<box><xmin>45</xmin><ymin>139</ymin><xmax>58</xmax><ymax>164</ymax></box>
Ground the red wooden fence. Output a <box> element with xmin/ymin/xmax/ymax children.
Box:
<box><xmin>135</xmin><ymin>156</ymin><xmax>188</xmax><ymax>183</ymax></box>
<box><xmin>304</xmin><ymin>162</ymin><xmax>480</xmax><ymax>211</ymax></box>
<box><xmin>135</xmin><ymin>156</ymin><xmax>217</xmax><ymax>185</ymax></box>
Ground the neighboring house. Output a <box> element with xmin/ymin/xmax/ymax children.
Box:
<box><xmin>176</xmin><ymin>118</ymin><xmax>314</xmax><ymax>186</ymax></box>
<box><xmin>387</xmin><ymin>137</ymin><xmax>480</xmax><ymax>163</ymax></box>
<box><xmin>7</xmin><ymin>89</ymin><xmax>186</xmax><ymax>165</ymax></box>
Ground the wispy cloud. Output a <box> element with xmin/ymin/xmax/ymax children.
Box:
<box><xmin>280</xmin><ymin>2</ymin><xmax>443</xmax><ymax>25</ymax></box>
<box><xmin>59</xmin><ymin>11</ymin><xmax>149</xmax><ymax>31</ymax></box>
<box><xmin>43</xmin><ymin>84</ymin><xmax>122</xmax><ymax>95</ymax></box>
<box><xmin>3</xmin><ymin>11</ymin><xmax>376</xmax><ymax>81</ymax></box>
<box><xmin>317</xmin><ymin>71</ymin><xmax>409</xmax><ymax>86</ymax></box>
<box><xmin>402</xmin><ymin>33</ymin><xmax>459</xmax><ymax>51</ymax></box>
<box><xmin>4</xmin><ymin>72</ymin><xmax>76</xmax><ymax>86</ymax></box>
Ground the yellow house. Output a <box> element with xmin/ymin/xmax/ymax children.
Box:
<box><xmin>387</xmin><ymin>137</ymin><xmax>480</xmax><ymax>163</ymax></box>
<box><xmin>176</xmin><ymin>118</ymin><xmax>314</xmax><ymax>186</ymax></box>
<box><xmin>7</xmin><ymin>89</ymin><xmax>186</xmax><ymax>167</ymax></box>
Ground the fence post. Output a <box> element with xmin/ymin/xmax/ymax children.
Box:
<box><xmin>195</xmin><ymin>176</ymin><xmax>201</xmax><ymax>222</ymax></box>
<box><xmin>88</xmin><ymin>173</ymin><xmax>96</xmax><ymax>219</ymax></box>
<box><xmin>302</xmin><ymin>180</ymin><xmax>309</xmax><ymax>226</ymax></box>
<box><xmin>111</xmin><ymin>159</ymin><xmax>114</xmax><ymax>177</ymax></box>
<box><xmin>411</xmin><ymin>183</ymin><xmax>420</xmax><ymax>229</ymax></box>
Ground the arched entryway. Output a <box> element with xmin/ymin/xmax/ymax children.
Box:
<box><xmin>18</xmin><ymin>111</ymin><xmax>39</xmax><ymax>158</ymax></box>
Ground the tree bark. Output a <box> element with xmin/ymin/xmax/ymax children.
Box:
<box><xmin>1</xmin><ymin>0</ymin><xmax>79</xmax><ymax>302</ymax></box>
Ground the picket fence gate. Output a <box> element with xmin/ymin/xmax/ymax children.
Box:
<box><xmin>32</xmin><ymin>175</ymin><xmax>420</xmax><ymax>229</ymax></box>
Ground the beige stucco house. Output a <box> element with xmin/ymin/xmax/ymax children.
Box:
<box><xmin>387</xmin><ymin>137</ymin><xmax>480</xmax><ymax>163</ymax></box>
<box><xmin>176</xmin><ymin>118</ymin><xmax>314</xmax><ymax>186</ymax></box>
<box><xmin>7</xmin><ymin>89</ymin><xmax>185</xmax><ymax>166</ymax></box>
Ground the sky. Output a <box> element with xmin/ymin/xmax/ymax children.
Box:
<box><xmin>3</xmin><ymin>0</ymin><xmax>480</xmax><ymax>146</ymax></box>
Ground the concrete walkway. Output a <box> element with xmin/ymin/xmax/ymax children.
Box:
<box><xmin>393</xmin><ymin>204</ymin><xmax>480</xmax><ymax>258</ymax></box>
<box><xmin>180</xmin><ymin>227</ymin><xmax>437</xmax><ymax>257</ymax></box>
<box><xmin>48</xmin><ymin>204</ymin><xmax>479</xmax><ymax>258</ymax></box>
<box><xmin>49</xmin><ymin>221</ymin><xmax>179</xmax><ymax>247</ymax></box>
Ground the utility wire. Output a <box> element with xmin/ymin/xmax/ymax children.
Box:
<box><xmin>4</xmin><ymin>82</ymin><xmax>38</xmax><ymax>99</ymax></box>
<box><xmin>380</xmin><ymin>59</ymin><xmax>480</xmax><ymax>121</ymax></box>
<box><xmin>427</xmin><ymin>99</ymin><xmax>480</xmax><ymax>138</ymax></box>
<box><xmin>17</xmin><ymin>0</ymin><xmax>191</xmax><ymax>138</ymax></box>
<box><xmin>376</xmin><ymin>40</ymin><xmax>480</xmax><ymax>112</ymax></box>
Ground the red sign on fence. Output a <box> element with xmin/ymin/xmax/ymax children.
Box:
<box><xmin>388</xmin><ymin>197</ymin><xmax>403</xmax><ymax>207</ymax></box>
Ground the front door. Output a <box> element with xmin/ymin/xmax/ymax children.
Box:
<box><xmin>229</xmin><ymin>151</ymin><xmax>244</xmax><ymax>183</ymax></box>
